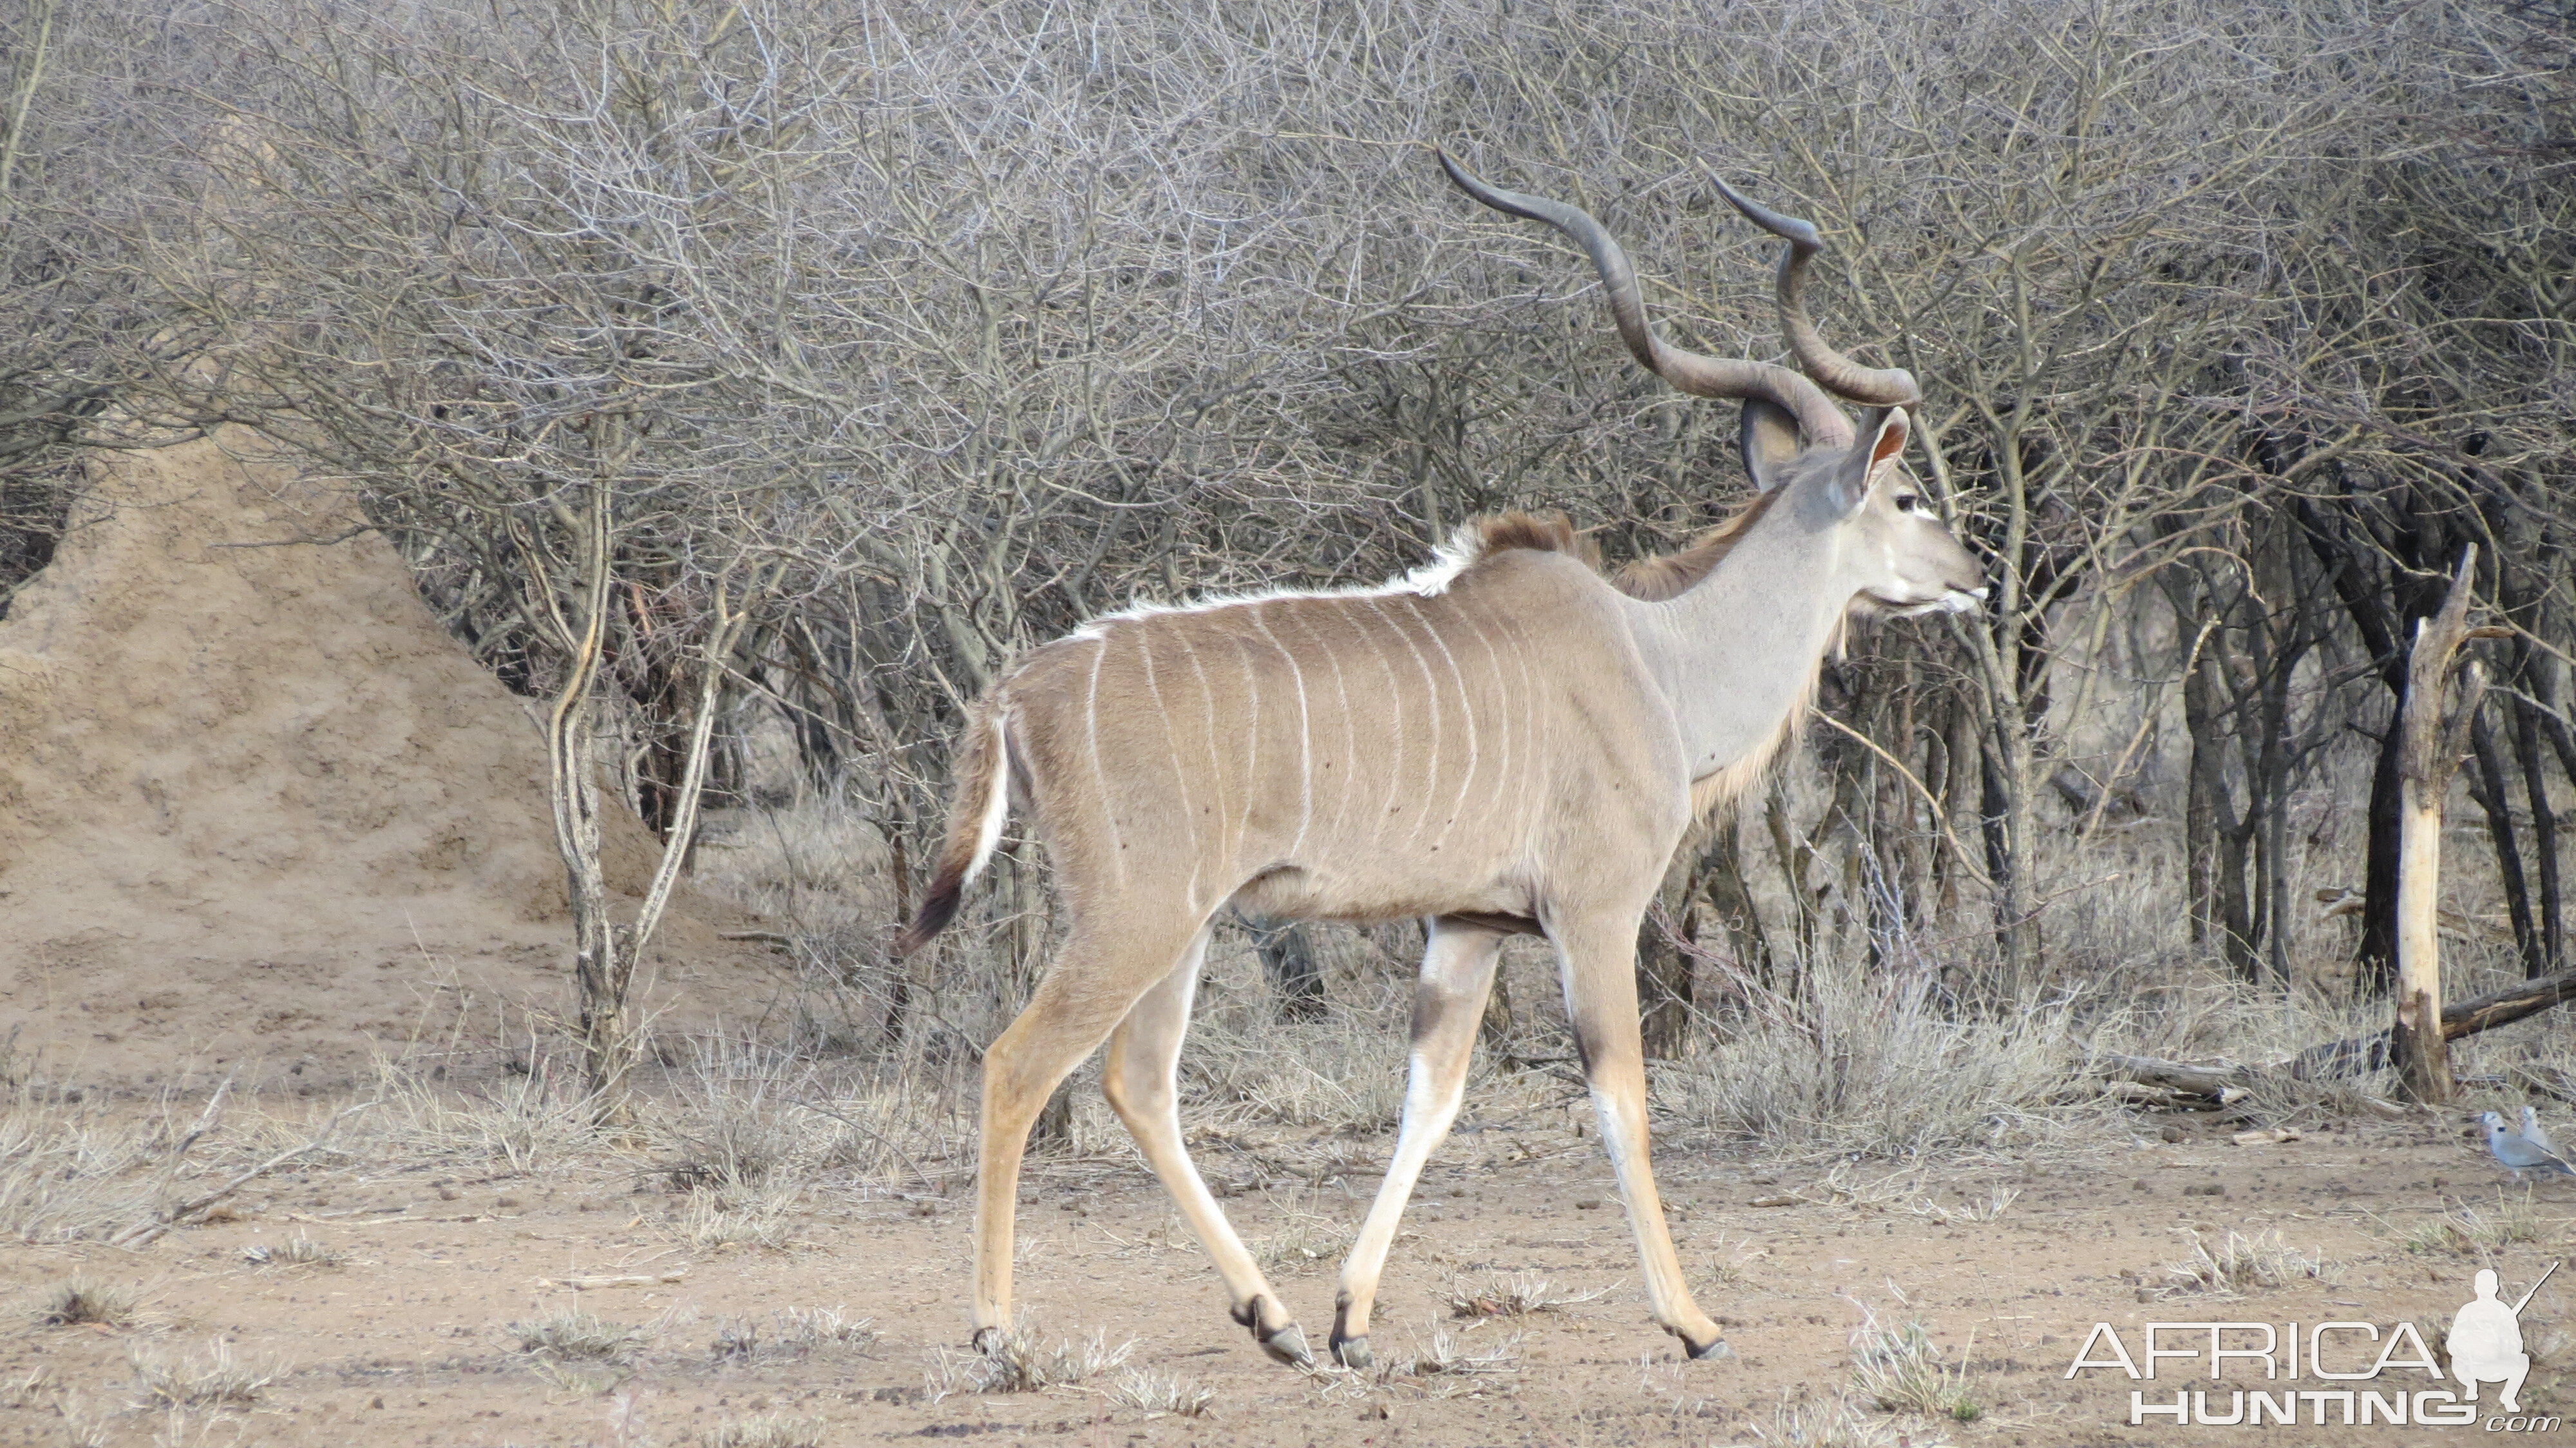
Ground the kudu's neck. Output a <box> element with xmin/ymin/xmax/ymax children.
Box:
<box><xmin>1620</xmin><ymin>498</ymin><xmax>1849</xmax><ymax>783</ymax></box>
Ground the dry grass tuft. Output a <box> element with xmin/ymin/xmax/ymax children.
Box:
<box><xmin>1254</xmin><ymin>1219</ymin><xmax>1353</xmax><ymax>1273</ymax></box>
<box><xmin>927</xmin><ymin>1326</ymin><xmax>1133</xmax><ymax>1398</ymax></box>
<box><xmin>34</xmin><ymin>1279</ymin><xmax>138</xmax><ymax>1329</ymax></box>
<box><xmin>2386</xmin><ymin>1192</ymin><xmax>2553</xmax><ymax>1257</ymax></box>
<box><xmin>2159</xmin><ymin>1229</ymin><xmax>2336</xmax><ymax>1297</ymax></box>
<box><xmin>506</xmin><ymin>1310</ymin><xmax>649</xmax><ymax>1361</ymax></box>
<box><xmin>128</xmin><ymin>1340</ymin><xmax>274</xmax><ymax>1409</ymax></box>
<box><xmin>1445</xmin><ymin>1272</ymin><xmax>1608</xmax><ymax>1319</ymax></box>
<box><xmin>1182</xmin><ymin>1004</ymin><xmax>1412</xmax><ymax>1134</ymax></box>
<box><xmin>1659</xmin><ymin>949</ymin><xmax>2108</xmax><ymax>1163</ymax></box>
<box><xmin>1376</xmin><ymin>1322</ymin><xmax>1524</xmax><ymax>1381</ymax></box>
<box><xmin>699</xmin><ymin>1414</ymin><xmax>828</xmax><ymax>1448</ymax></box>
<box><xmin>1110</xmin><ymin>1366</ymin><xmax>1216</xmax><ymax>1417</ymax></box>
<box><xmin>710</xmin><ymin>1306</ymin><xmax>876</xmax><ymax>1362</ymax></box>
<box><xmin>671</xmin><ymin>1184</ymin><xmax>800</xmax><ymax>1249</ymax></box>
<box><xmin>242</xmin><ymin>1232</ymin><xmax>342</xmax><ymax>1268</ymax></box>
<box><xmin>1698</xmin><ymin>1231</ymin><xmax>1772</xmax><ymax>1288</ymax></box>
<box><xmin>305</xmin><ymin>1049</ymin><xmax>597</xmax><ymax>1176</ymax></box>
<box><xmin>0</xmin><ymin>1078</ymin><xmax>231</xmax><ymax>1244</ymax></box>
<box><xmin>1741</xmin><ymin>1392</ymin><xmax>1920</xmax><ymax>1447</ymax></box>
<box><xmin>1848</xmin><ymin>1314</ymin><xmax>1980</xmax><ymax>1422</ymax></box>
<box><xmin>646</xmin><ymin>1033</ymin><xmax>933</xmax><ymax>1188</ymax></box>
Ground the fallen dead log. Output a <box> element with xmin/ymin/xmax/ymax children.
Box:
<box><xmin>2096</xmin><ymin>967</ymin><xmax>2576</xmax><ymax>1111</ymax></box>
<box><xmin>2442</xmin><ymin>967</ymin><xmax>2576</xmax><ymax>1039</ymax></box>
<box><xmin>2092</xmin><ymin>1054</ymin><xmax>2257</xmax><ymax>1098</ymax></box>
<box><xmin>2292</xmin><ymin>966</ymin><xmax>2576</xmax><ymax>1080</ymax></box>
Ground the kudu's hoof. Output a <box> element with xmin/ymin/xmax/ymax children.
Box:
<box><xmin>1686</xmin><ymin>1334</ymin><xmax>1734</xmax><ymax>1362</ymax></box>
<box><xmin>1331</xmin><ymin>1334</ymin><xmax>1373</xmax><ymax>1369</ymax></box>
<box><xmin>970</xmin><ymin>1326</ymin><xmax>1004</xmax><ymax>1355</ymax></box>
<box><xmin>1259</xmin><ymin>1322</ymin><xmax>1315</xmax><ymax>1367</ymax></box>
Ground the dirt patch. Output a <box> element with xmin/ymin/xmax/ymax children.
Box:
<box><xmin>0</xmin><ymin>433</ymin><xmax>779</xmax><ymax>1091</ymax></box>
<box><xmin>0</xmin><ymin>1106</ymin><xmax>2562</xmax><ymax>1446</ymax></box>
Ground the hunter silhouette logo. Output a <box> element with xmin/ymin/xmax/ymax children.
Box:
<box><xmin>2064</xmin><ymin>1261</ymin><xmax>2563</xmax><ymax>1429</ymax></box>
<box><xmin>2449</xmin><ymin>1262</ymin><xmax>2554</xmax><ymax>1415</ymax></box>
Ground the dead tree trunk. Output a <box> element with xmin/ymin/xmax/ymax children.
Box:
<box><xmin>2394</xmin><ymin>548</ymin><xmax>2483</xmax><ymax>1107</ymax></box>
<box><xmin>527</xmin><ymin>476</ymin><xmax>631</xmax><ymax>1116</ymax></box>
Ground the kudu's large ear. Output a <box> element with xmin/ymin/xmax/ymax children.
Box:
<box><xmin>1826</xmin><ymin>406</ymin><xmax>1909</xmax><ymax>516</ymax></box>
<box><xmin>1738</xmin><ymin>397</ymin><xmax>1805</xmax><ymax>492</ymax></box>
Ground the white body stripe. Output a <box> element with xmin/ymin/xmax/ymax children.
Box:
<box><xmin>1373</xmin><ymin>599</ymin><xmax>1443</xmax><ymax>844</ymax></box>
<box><xmin>1365</xmin><ymin>605</ymin><xmax>1408</xmax><ymax>847</ymax></box>
<box><xmin>1293</xmin><ymin>609</ymin><xmax>1359</xmax><ymax>843</ymax></box>
<box><xmin>1451</xmin><ymin>607</ymin><xmax>1513</xmax><ymax>844</ymax></box>
<box><xmin>1249</xmin><ymin>608</ymin><xmax>1314</xmax><ymax>859</ymax></box>
<box><xmin>1084</xmin><ymin>634</ymin><xmax>1127</xmax><ymax>886</ymax></box>
<box><xmin>1136</xmin><ymin>633</ymin><xmax>1203</xmax><ymax>910</ymax></box>
<box><xmin>1174</xmin><ymin>631</ymin><xmax>1234</xmax><ymax>872</ymax></box>
<box><xmin>1408</xmin><ymin>599</ymin><xmax>1480</xmax><ymax>850</ymax></box>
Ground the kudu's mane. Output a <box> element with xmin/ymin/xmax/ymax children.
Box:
<box><xmin>1454</xmin><ymin>494</ymin><xmax>1782</xmax><ymax>602</ymax></box>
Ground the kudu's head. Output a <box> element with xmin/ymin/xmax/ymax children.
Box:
<box><xmin>1439</xmin><ymin>151</ymin><xmax>1986</xmax><ymax>617</ymax></box>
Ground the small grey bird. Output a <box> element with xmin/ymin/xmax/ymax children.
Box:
<box><xmin>2479</xmin><ymin>1110</ymin><xmax>2575</xmax><ymax>1178</ymax></box>
<box><xmin>2522</xmin><ymin>1105</ymin><xmax>2560</xmax><ymax>1159</ymax></box>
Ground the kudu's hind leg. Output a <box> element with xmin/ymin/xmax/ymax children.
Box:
<box><xmin>1329</xmin><ymin>917</ymin><xmax>1510</xmax><ymax>1368</ymax></box>
<box><xmin>1101</xmin><ymin>931</ymin><xmax>1311</xmax><ymax>1366</ymax></box>
<box><xmin>1553</xmin><ymin>911</ymin><xmax>1728</xmax><ymax>1359</ymax></box>
<box><xmin>971</xmin><ymin>919</ymin><xmax>1203</xmax><ymax>1352</ymax></box>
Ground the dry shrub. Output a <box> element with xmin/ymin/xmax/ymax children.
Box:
<box><xmin>691</xmin><ymin>797</ymin><xmax>891</xmax><ymax>933</ymax></box>
<box><xmin>2087</xmin><ymin>969</ymin><xmax>2400</xmax><ymax>1127</ymax></box>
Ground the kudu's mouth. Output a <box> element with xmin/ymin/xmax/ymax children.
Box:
<box><xmin>1884</xmin><ymin>584</ymin><xmax>1989</xmax><ymax>618</ymax></box>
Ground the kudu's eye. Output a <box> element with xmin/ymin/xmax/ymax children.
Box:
<box><xmin>1893</xmin><ymin>493</ymin><xmax>1922</xmax><ymax>513</ymax></box>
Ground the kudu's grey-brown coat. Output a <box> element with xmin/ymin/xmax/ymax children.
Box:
<box><xmin>896</xmin><ymin>150</ymin><xmax>1987</xmax><ymax>1368</ymax></box>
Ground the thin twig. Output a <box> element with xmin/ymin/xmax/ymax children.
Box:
<box><xmin>1809</xmin><ymin>712</ymin><xmax>1995</xmax><ymax>890</ymax></box>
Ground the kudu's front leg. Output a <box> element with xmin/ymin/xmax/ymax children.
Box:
<box><xmin>1553</xmin><ymin>912</ymin><xmax>1728</xmax><ymax>1360</ymax></box>
<box><xmin>1329</xmin><ymin>917</ymin><xmax>1510</xmax><ymax>1367</ymax></box>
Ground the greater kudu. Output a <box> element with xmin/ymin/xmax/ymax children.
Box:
<box><xmin>895</xmin><ymin>149</ymin><xmax>1986</xmax><ymax>1369</ymax></box>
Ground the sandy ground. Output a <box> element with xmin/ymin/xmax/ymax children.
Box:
<box><xmin>1</xmin><ymin>1101</ymin><xmax>2564</xmax><ymax>1448</ymax></box>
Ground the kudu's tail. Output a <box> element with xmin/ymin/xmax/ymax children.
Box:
<box><xmin>891</xmin><ymin>706</ymin><xmax>1010</xmax><ymax>959</ymax></box>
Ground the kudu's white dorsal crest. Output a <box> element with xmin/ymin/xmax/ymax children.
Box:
<box><xmin>896</xmin><ymin>149</ymin><xmax>1986</xmax><ymax>1369</ymax></box>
